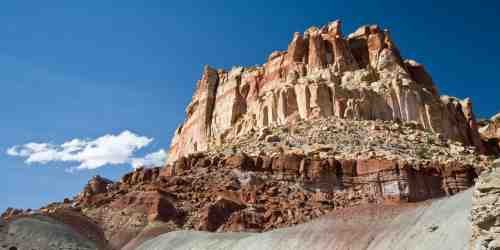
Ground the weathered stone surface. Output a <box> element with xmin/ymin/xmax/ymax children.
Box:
<box><xmin>321</xmin><ymin>20</ymin><xmax>359</xmax><ymax>72</ymax></box>
<box><xmin>110</xmin><ymin>191</ymin><xmax>178</xmax><ymax>223</ymax></box>
<box><xmin>122</xmin><ymin>167</ymin><xmax>160</xmax><ymax>186</ymax></box>
<box><xmin>168</xmin><ymin>66</ymin><xmax>219</xmax><ymax>161</ymax></box>
<box><xmin>82</xmin><ymin>175</ymin><xmax>113</xmax><ymax>197</ymax></box>
<box><xmin>3</xmin><ymin>141</ymin><xmax>489</xmax><ymax>248</ymax></box>
<box><xmin>136</xmin><ymin>189</ymin><xmax>477</xmax><ymax>250</ymax></box>
<box><xmin>306</xmin><ymin>27</ymin><xmax>327</xmax><ymax>70</ymax></box>
<box><xmin>285</xmin><ymin>32</ymin><xmax>307</xmax><ymax>65</ymax></box>
<box><xmin>167</xmin><ymin>20</ymin><xmax>487</xmax><ymax>163</ymax></box>
<box><xmin>224</xmin><ymin>153</ymin><xmax>256</xmax><ymax>171</ymax></box>
<box><xmin>479</xmin><ymin>113</ymin><xmax>500</xmax><ymax>155</ymax></box>
<box><xmin>272</xmin><ymin>153</ymin><xmax>303</xmax><ymax>176</ymax></box>
<box><xmin>471</xmin><ymin>159</ymin><xmax>500</xmax><ymax>250</ymax></box>
<box><xmin>197</xmin><ymin>193</ymin><xmax>246</xmax><ymax>232</ymax></box>
<box><xmin>4</xmin><ymin>19</ymin><xmax>497</xmax><ymax>250</ymax></box>
<box><xmin>356</xmin><ymin>159</ymin><xmax>397</xmax><ymax>175</ymax></box>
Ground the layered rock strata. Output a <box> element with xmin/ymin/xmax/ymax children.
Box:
<box><xmin>137</xmin><ymin>189</ymin><xmax>475</xmax><ymax>250</ymax></box>
<box><xmin>4</xmin><ymin>113</ymin><xmax>491</xmax><ymax>249</ymax></box>
<box><xmin>4</xmin><ymin>151</ymin><xmax>483</xmax><ymax>249</ymax></box>
<box><xmin>168</xmin><ymin>20</ymin><xmax>487</xmax><ymax>162</ymax></box>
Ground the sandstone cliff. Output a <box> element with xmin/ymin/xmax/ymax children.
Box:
<box><xmin>168</xmin><ymin>20</ymin><xmax>487</xmax><ymax>162</ymax></box>
<box><xmin>479</xmin><ymin>113</ymin><xmax>500</xmax><ymax>155</ymax></box>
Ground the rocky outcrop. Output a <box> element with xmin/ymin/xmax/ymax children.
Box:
<box><xmin>196</xmin><ymin>193</ymin><xmax>246</xmax><ymax>231</ymax></box>
<box><xmin>168</xmin><ymin>20</ymin><xmax>486</xmax><ymax>162</ymax></box>
<box><xmin>1</xmin><ymin>208</ymin><xmax>24</xmax><ymax>220</ymax></box>
<box><xmin>471</xmin><ymin>159</ymin><xmax>500</xmax><ymax>250</ymax></box>
<box><xmin>2</xmin><ymin>19</ymin><xmax>497</xmax><ymax>250</ymax></box>
<box><xmin>3</xmin><ymin>135</ymin><xmax>486</xmax><ymax>248</ymax></box>
<box><xmin>479</xmin><ymin>113</ymin><xmax>500</xmax><ymax>155</ymax></box>
<box><xmin>137</xmin><ymin>189</ymin><xmax>475</xmax><ymax>250</ymax></box>
<box><xmin>82</xmin><ymin>175</ymin><xmax>113</xmax><ymax>197</ymax></box>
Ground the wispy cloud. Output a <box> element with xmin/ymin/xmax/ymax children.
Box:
<box><xmin>131</xmin><ymin>149</ymin><xmax>167</xmax><ymax>169</ymax></box>
<box><xmin>6</xmin><ymin>130</ymin><xmax>166</xmax><ymax>171</ymax></box>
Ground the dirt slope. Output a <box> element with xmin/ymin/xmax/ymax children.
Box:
<box><xmin>0</xmin><ymin>215</ymin><xmax>101</xmax><ymax>250</ymax></box>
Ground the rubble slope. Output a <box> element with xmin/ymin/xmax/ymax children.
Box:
<box><xmin>137</xmin><ymin>188</ymin><xmax>473</xmax><ymax>250</ymax></box>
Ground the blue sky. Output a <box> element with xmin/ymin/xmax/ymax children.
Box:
<box><xmin>1</xmin><ymin>1</ymin><xmax>499</xmax><ymax>212</ymax></box>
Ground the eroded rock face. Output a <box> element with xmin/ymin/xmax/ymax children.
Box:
<box><xmin>479</xmin><ymin>113</ymin><xmax>500</xmax><ymax>155</ymax></box>
<box><xmin>82</xmin><ymin>175</ymin><xmax>113</xmax><ymax>197</ymax></box>
<box><xmin>5</xmin><ymin>114</ymin><xmax>493</xmax><ymax>249</ymax></box>
<box><xmin>197</xmin><ymin>193</ymin><xmax>246</xmax><ymax>232</ymax></box>
<box><xmin>471</xmin><ymin>159</ymin><xmax>500</xmax><ymax>250</ymax></box>
<box><xmin>168</xmin><ymin>20</ymin><xmax>486</xmax><ymax>163</ymax></box>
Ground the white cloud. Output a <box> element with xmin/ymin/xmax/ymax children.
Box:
<box><xmin>6</xmin><ymin>130</ymin><xmax>165</xmax><ymax>171</ymax></box>
<box><xmin>131</xmin><ymin>149</ymin><xmax>167</xmax><ymax>169</ymax></box>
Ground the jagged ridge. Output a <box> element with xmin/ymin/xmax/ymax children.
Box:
<box><xmin>168</xmin><ymin>20</ymin><xmax>487</xmax><ymax>162</ymax></box>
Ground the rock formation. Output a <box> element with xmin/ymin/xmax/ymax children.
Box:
<box><xmin>479</xmin><ymin>113</ymin><xmax>500</xmax><ymax>154</ymax></box>
<box><xmin>136</xmin><ymin>189</ymin><xmax>476</xmax><ymax>250</ymax></box>
<box><xmin>471</xmin><ymin>159</ymin><xmax>500</xmax><ymax>250</ymax></box>
<box><xmin>168</xmin><ymin>20</ymin><xmax>488</xmax><ymax>162</ymax></box>
<box><xmin>1</xmin><ymin>19</ymin><xmax>498</xmax><ymax>250</ymax></box>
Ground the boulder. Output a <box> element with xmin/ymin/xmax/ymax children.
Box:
<box><xmin>110</xmin><ymin>191</ymin><xmax>178</xmax><ymax>223</ymax></box>
<box><xmin>471</xmin><ymin>160</ymin><xmax>500</xmax><ymax>249</ymax></box>
<box><xmin>197</xmin><ymin>194</ymin><xmax>246</xmax><ymax>232</ymax></box>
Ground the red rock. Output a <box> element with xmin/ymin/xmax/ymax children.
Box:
<box><xmin>405</xmin><ymin>168</ymin><xmax>446</xmax><ymax>202</ymax></box>
<box><xmin>122</xmin><ymin>167</ymin><xmax>161</xmax><ymax>186</ymax></box>
<box><xmin>461</xmin><ymin>98</ymin><xmax>487</xmax><ymax>154</ymax></box>
<box><xmin>261</xmin><ymin>156</ymin><xmax>274</xmax><ymax>171</ymax></box>
<box><xmin>479</xmin><ymin>113</ymin><xmax>500</xmax><ymax>154</ymax></box>
<box><xmin>286</xmin><ymin>32</ymin><xmax>308</xmax><ymax>64</ymax></box>
<box><xmin>306</xmin><ymin>27</ymin><xmax>327</xmax><ymax>70</ymax></box>
<box><xmin>272</xmin><ymin>153</ymin><xmax>303</xmax><ymax>176</ymax></box>
<box><xmin>160</xmin><ymin>165</ymin><xmax>175</xmax><ymax>177</ymax></box>
<box><xmin>306</xmin><ymin>159</ymin><xmax>337</xmax><ymax>183</ymax></box>
<box><xmin>85</xmin><ymin>175</ymin><xmax>113</xmax><ymax>196</ymax></box>
<box><xmin>173</xmin><ymin>157</ymin><xmax>190</xmax><ymax>175</ymax></box>
<box><xmin>356</xmin><ymin>159</ymin><xmax>397</xmax><ymax>175</ymax></box>
<box><xmin>339</xmin><ymin>159</ymin><xmax>357</xmax><ymax>176</ymax></box>
<box><xmin>239</xmin><ymin>188</ymin><xmax>258</xmax><ymax>205</ymax></box>
<box><xmin>220</xmin><ymin>210</ymin><xmax>264</xmax><ymax>232</ymax></box>
<box><xmin>321</xmin><ymin>20</ymin><xmax>358</xmax><ymax>72</ymax></box>
<box><xmin>110</xmin><ymin>191</ymin><xmax>178</xmax><ymax>223</ymax></box>
<box><xmin>197</xmin><ymin>194</ymin><xmax>246</xmax><ymax>232</ymax></box>
<box><xmin>224</xmin><ymin>153</ymin><xmax>256</xmax><ymax>171</ymax></box>
<box><xmin>167</xmin><ymin>20</ymin><xmax>488</xmax><ymax>163</ymax></box>
<box><xmin>194</xmin><ymin>157</ymin><xmax>211</xmax><ymax>168</ymax></box>
<box><xmin>405</xmin><ymin>60</ymin><xmax>439</xmax><ymax>95</ymax></box>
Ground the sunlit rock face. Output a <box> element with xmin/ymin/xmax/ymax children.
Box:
<box><xmin>167</xmin><ymin>20</ymin><xmax>486</xmax><ymax>163</ymax></box>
